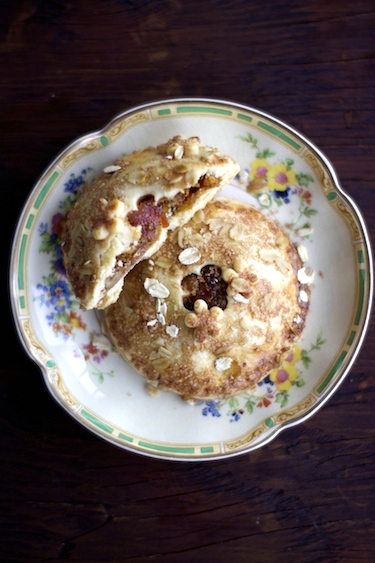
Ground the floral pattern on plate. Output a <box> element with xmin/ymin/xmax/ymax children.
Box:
<box><xmin>35</xmin><ymin>169</ymin><xmax>114</xmax><ymax>383</ymax></box>
<box><xmin>237</xmin><ymin>132</ymin><xmax>317</xmax><ymax>238</ymax></box>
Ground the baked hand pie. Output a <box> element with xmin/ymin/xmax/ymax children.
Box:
<box><xmin>61</xmin><ymin>136</ymin><xmax>240</xmax><ymax>309</ymax></box>
<box><xmin>104</xmin><ymin>197</ymin><xmax>310</xmax><ymax>401</ymax></box>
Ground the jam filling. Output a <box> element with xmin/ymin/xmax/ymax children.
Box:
<box><xmin>128</xmin><ymin>195</ymin><xmax>169</xmax><ymax>241</ymax></box>
<box><xmin>182</xmin><ymin>264</ymin><xmax>228</xmax><ymax>311</ymax></box>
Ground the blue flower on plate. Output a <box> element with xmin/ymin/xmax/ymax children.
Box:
<box><xmin>64</xmin><ymin>170</ymin><xmax>87</xmax><ymax>195</ymax></box>
<box><xmin>37</xmin><ymin>279</ymin><xmax>72</xmax><ymax>312</ymax></box>
<box><xmin>272</xmin><ymin>186</ymin><xmax>292</xmax><ymax>203</ymax></box>
<box><xmin>229</xmin><ymin>409</ymin><xmax>245</xmax><ymax>423</ymax></box>
<box><xmin>202</xmin><ymin>400</ymin><xmax>221</xmax><ymax>418</ymax></box>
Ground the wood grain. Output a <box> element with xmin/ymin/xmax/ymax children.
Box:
<box><xmin>1</xmin><ymin>1</ymin><xmax>374</xmax><ymax>560</ymax></box>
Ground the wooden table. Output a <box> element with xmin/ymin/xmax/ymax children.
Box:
<box><xmin>2</xmin><ymin>1</ymin><xmax>374</xmax><ymax>560</ymax></box>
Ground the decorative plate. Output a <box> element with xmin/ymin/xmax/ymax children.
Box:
<box><xmin>10</xmin><ymin>98</ymin><xmax>373</xmax><ymax>460</ymax></box>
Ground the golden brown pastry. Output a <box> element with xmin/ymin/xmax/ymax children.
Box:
<box><xmin>61</xmin><ymin>136</ymin><xmax>240</xmax><ymax>309</ymax></box>
<box><xmin>104</xmin><ymin>197</ymin><xmax>310</xmax><ymax>401</ymax></box>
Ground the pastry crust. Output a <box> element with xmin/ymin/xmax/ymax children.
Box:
<box><xmin>61</xmin><ymin>136</ymin><xmax>240</xmax><ymax>309</ymax></box>
<box><xmin>104</xmin><ymin>198</ymin><xmax>310</xmax><ymax>401</ymax></box>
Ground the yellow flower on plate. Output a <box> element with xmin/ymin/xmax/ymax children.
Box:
<box><xmin>283</xmin><ymin>345</ymin><xmax>302</xmax><ymax>365</ymax></box>
<box><xmin>249</xmin><ymin>158</ymin><xmax>271</xmax><ymax>181</ymax></box>
<box><xmin>268</xmin><ymin>163</ymin><xmax>296</xmax><ymax>191</ymax></box>
<box><xmin>269</xmin><ymin>345</ymin><xmax>301</xmax><ymax>391</ymax></box>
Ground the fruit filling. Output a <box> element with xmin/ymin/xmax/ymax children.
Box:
<box><xmin>182</xmin><ymin>264</ymin><xmax>228</xmax><ymax>311</ymax></box>
<box><xmin>128</xmin><ymin>195</ymin><xmax>169</xmax><ymax>241</ymax></box>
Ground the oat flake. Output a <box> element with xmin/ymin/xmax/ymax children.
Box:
<box><xmin>144</xmin><ymin>278</ymin><xmax>170</xmax><ymax>299</ymax></box>
<box><xmin>297</xmin><ymin>268</ymin><xmax>315</xmax><ymax>285</ymax></box>
<box><xmin>233</xmin><ymin>293</ymin><xmax>249</xmax><ymax>304</ymax></box>
<box><xmin>299</xmin><ymin>289</ymin><xmax>309</xmax><ymax>303</ymax></box>
<box><xmin>215</xmin><ymin>357</ymin><xmax>232</xmax><ymax>371</ymax></box>
<box><xmin>156</xmin><ymin>312</ymin><xmax>166</xmax><ymax>326</ymax></box>
<box><xmin>166</xmin><ymin>325</ymin><xmax>179</xmax><ymax>338</ymax></box>
<box><xmin>178</xmin><ymin>247</ymin><xmax>201</xmax><ymax>265</ymax></box>
<box><xmin>297</xmin><ymin>244</ymin><xmax>309</xmax><ymax>263</ymax></box>
<box><xmin>103</xmin><ymin>165</ymin><xmax>121</xmax><ymax>173</ymax></box>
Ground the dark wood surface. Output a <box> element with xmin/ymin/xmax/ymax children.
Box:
<box><xmin>2</xmin><ymin>1</ymin><xmax>375</xmax><ymax>561</ymax></box>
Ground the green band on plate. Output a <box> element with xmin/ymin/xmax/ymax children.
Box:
<box><xmin>34</xmin><ymin>171</ymin><xmax>60</xmax><ymax>209</ymax></box>
<box><xmin>237</xmin><ymin>113</ymin><xmax>253</xmax><ymax>122</ymax></box>
<box><xmin>138</xmin><ymin>441</ymin><xmax>195</xmax><ymax>454</ymax></box>
<box><xmin>81</xmin><ymin>409</ymin><xmax>114</xmax><ymax>434</ymax></box>
<box><xmin>177</xmin><ymin>106</ymin><xmax>232</xmax><ymax>116</ymax></box>
<box><xmin>354</xmin><ymin>269</ymin><xmax>366</xmax><ymax>326</ymax></box>
<box><xmin>18</xmin><ymin>234</ymin><xmax>28</xmax><ymax>291</ymax></box>
<box><xmin>316</xmin><ymin>350</ymin><xmax>347</xmax><ymax>394</ymax></box>
<box><xmin>258</xmin><ymin>121</ymin><xmax>301</xmax><ymax>150</ymax></box>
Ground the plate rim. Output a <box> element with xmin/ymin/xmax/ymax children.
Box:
<box><xmin>9</xmin><ymin>97</ymin><xmax>374</xmax><ymax>461</ymax></box>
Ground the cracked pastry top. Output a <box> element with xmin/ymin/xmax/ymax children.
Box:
<box><xmin>104</xmin><ymin>197</ymin><xmax>311</xmax><ymax>401</ymax></box>
<box><xmin>61</xmin><ymin>136</ymin><xmax>240</xmax><ymax>310</ymax></box>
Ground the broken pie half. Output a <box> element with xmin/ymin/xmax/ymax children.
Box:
<box><xmin>61</xmin><ymin>136</ymin><xmax>240</xmax><ymax>309</ymax></box>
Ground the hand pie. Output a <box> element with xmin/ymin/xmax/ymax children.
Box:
<box><xmin>104</xmin><ymin>198</ymin><xmax>310</xmax><ymax>401</ymax></box>
<box><xmin>61</xmin><ymin>136</ymin><xmax>240</xmax><ymax>309</ymax></box>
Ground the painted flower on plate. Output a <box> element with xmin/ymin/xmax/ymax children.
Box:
<box><xmin>64</xmin><ymin>170</ymin><xmax>87</xmax><ymax>196</ymax></box>
<box><xmin>269</xmin><ymin>346</ymin><xmax>302</xmax><ymax>392</ymax></box>
<box><xmin>267</xmin><ymin>162</ymin><xmax>296</xmax><ymax>192</ymax></box>
<box><xmin>249</xmin><ymin>158</ymin><xmax>271</xmax><ymax>181</ymax></box>
<box><xmin>82</xmin><ymin>341</ymin><xmax>109</xmax><ymax>364</ymax></box>
<box><xmin>202</xmin><ymin>400</ymin><xmax>221</xmax><ymax>418</ymax></box>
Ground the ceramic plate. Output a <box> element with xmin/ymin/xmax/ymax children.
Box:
<box><xmin>10</xmin><ymin>98</ymin><xmax>373</xmax><ymax>460</ymax></box>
